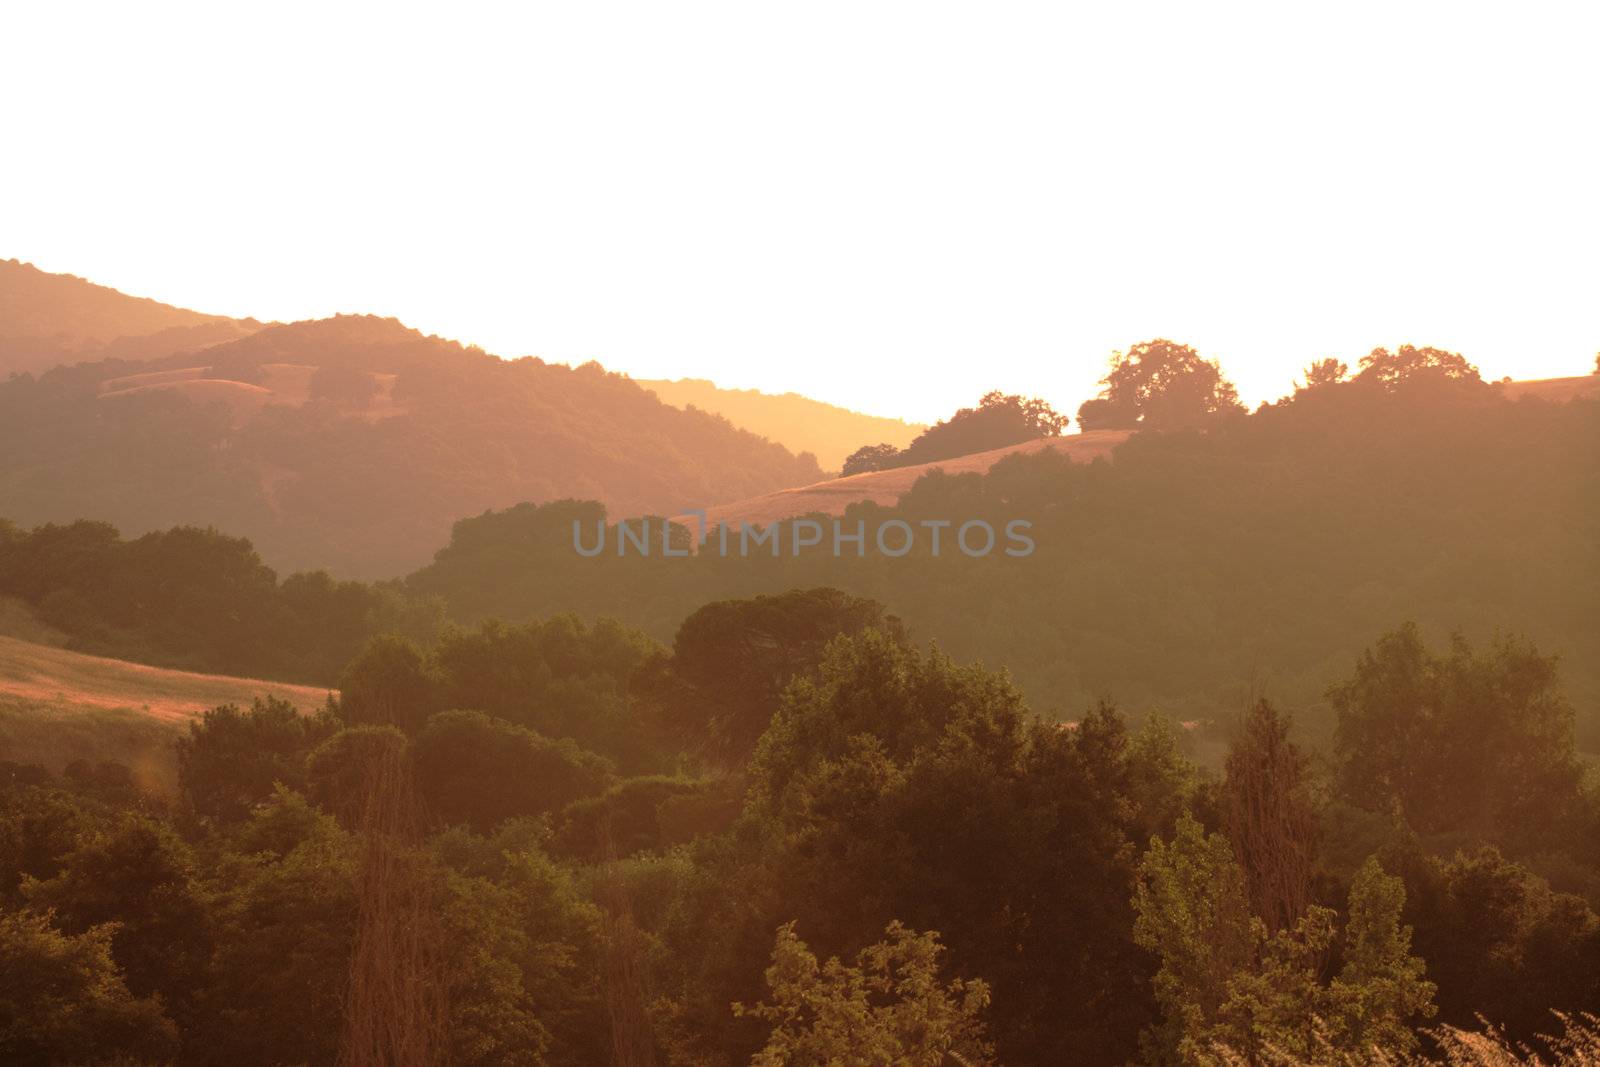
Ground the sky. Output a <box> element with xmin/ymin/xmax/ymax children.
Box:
<box><xmin>2</xmin><ymin>2</ymin><xmax>1596</xmax><ymax>424</ymax></box>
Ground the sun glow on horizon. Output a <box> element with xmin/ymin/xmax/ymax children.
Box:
<box><xmin>3</xmin><ymin>2</ymin><xmax>1596</xmax><ymax>424</ymax></box>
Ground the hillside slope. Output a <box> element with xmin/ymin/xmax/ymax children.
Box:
<box><xmin>0</xmin><ymin>634</ymin><xmax>331</xmax><ymax>793</ymax></box>
<box><xmin>401</xmin><ymin>383</ymin><xmax>1599</xmax><ymax>746</ymax></box>
<box><xmin>0</xmin><ymin>315</ymin><xmax>826</xmax><ymax>576</ymax></box>
<box><xmin>637</xmin><ymin>377</ymin><xmax>925</xmax><ymax>469</ymax></box>
<box><xmin>1498</xmin><ymin>375</ymin><xmax>1600</xmax><ymax>403</ymax></box>
<box><xmin>678</xmin><ymin>430</ymin><xmax>1130</xmax><ymax>534</ymax></box>
<box><xmin>0</xmin><ymin>259</ymin><xmax>261</xmax><ymax>377</ymax></box>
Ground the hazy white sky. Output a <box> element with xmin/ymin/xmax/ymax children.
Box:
<box><xmin>3</xmin><ymin>2</ymin><xmax>1596</xmax><ymax>423</ymax></box>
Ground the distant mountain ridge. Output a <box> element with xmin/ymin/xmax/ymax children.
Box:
<box><xmin>0</xmin><ymin>259</ymin><xmax>263</xmax><ymax>377</ymax></box>
<box><xmin>637</xmin><ymin>376</ymin><xmax>925</xmax><ymax>469</ymax></box>
<box><xmin>0</xmin><ymin>313</ymin><xmax>825</xmax><ymax>577</ymax></box>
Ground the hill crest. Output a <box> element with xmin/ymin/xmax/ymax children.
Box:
<box><xmin>637</xmin><ymin>376</ymin><xmax>926</xmax><ymax>469</ymax></box>
<box><xmin>0</xmin><ymin>314</ymin><xmax>826</xmax><ymax>577</ymax></box>
<box><xmin>0</xmin><ymin>258</ymin><xmax>262</xmax><ymax>377</ymax></box>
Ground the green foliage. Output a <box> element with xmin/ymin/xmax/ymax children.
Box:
<box><xmin>23</xmin><ymin>813</ymin><xmax>212</xmax><ymax>1021</ymax></box>
<box><xmin>400</xmin><ymin>380</ymin><xmax>1600</xmax><ymax>747</ymax></box>
<box><xmin>413</xmin><ymin>710</ymin><xmax>612</xmax><ymax>832</ymax></box>
<box><xmin>1327</xmin><ymin>858</ymin><xmax>1437</xmax><ymax>1054</ymax></box>
<box><xmin>431</xmin><ymin>615</ymin><xmax>662</xmax><ymax>773</ymax></box>
<box><xmin>661</xmin><ymin>633</ymin><xmax>1155</xmax><ymax>1064</ymax></box>
<box><xmin>648</xmin><ymin>587</ymin><xmax>904</xmax><ymax>767</ymax></box>
<box><xmin>734</xmin><ymin>920</ymin><xmax>995</xmax><ymax>1067</ymax></box>
<box><xmin>1299</xmin><ymin>358</ymin><xmax>1350</xmax><ymax>391</ymax></box>
<box><xmin>1355</xmin><ymin>345</ymin><xmax>1485</xmax><ymax>391</ymax></box>
<box><xmin>2</xmin><ymin>602</ymin><xmax>1598</xmax><ymax>1062</ymax></box>
<box><xmin>191</xmin><ymin>808</ymin><xmax>356</xmax><ymax>1067</ymax></box>
<box><xmin>304</xmin><ymin>723</ymin><xmax>408</xmax><ymax>822</ymax></box>
<box><xmin>1134</xmin><ymin>814</ymin><xmax>1259</xmax><ymax>1059</ymax></box>
<box><xmin>436</xmin><ymin>845</ymin><xmax>608</xmax><ymax>1066</ymax></box>
<box><xmin>0</xmin><ymin>519</ymin><xmax>440</xmax><ymax>684</ymax></box>
<box><xmin>897</xmin><ymin>391</ymin><xmax>1068</xmax><ymax>464</ymax></box>
<box><xmin>176</xmin><ymin>697</ymin><xmax>339</xmax><ymax>821</ymax></box>
<box><xmin>336</xmin><ymin>615</ymin><xmax>665</xmax><ymax>771</ymax></box>
<box><xmin>1331</xmin><ymin>623</ymin><xmax>1585</xmax><ymax>853</ymax></box>
<box><xmin>1389</xmin><ymin>844</ymin><xmax>1600</xmax><ymax>1044</ymax></box>
<box><xmin>1087</xmin><ymin>338</ymin><xmax>1246</xmax><ymax>429</ymax></box>
<box><xmin>338</xmin><ymin>634</ymin><xmax>443</xmax><ymax>732</ymax></box>
<box><xmin>552</xmin><ymin>776</ymin><xmax>735</xmax><ymax>862</ymax></box>
<box><xmin>1222</xmin><ymin>700</ymin><xmax>1317</xmax><ymax>933</ymax></box>
<box><xmin>0</xmin><ymin>778</ymin><xmax>91</xmax><ymax>906</ymax></box>
<box><xmin>1127</xmin><ymin>711</ymin><xmax>1204</xmax><ymax>842</ymax></box>
<box><xmin>840</xmin><ymin>442</ymin><xmax>900</xmax><ymax>476</ymax></box>
<box><xmin>842</xmin><ymin>391</ymin><xmax>1067</xmax><ymax>474</ymax></box>
<box><xmin>0</xmin><ymin>906</ymin><xmax>177</xmax><ymax>1066</ymax></box>
<box><xmin>1135</xmin><ymin>822</ymin><xmax>1436</xmax><ymax>1064</ymax></box>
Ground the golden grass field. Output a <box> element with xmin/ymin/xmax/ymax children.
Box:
<box><xmin>0</xmin><ymin>633</ymin><xmax>332</xmax><ymax>795</ymax></box>
<box><xmin>98</xmin><ymin>362</ymin><xmax>408</xmax><ymax>427</ymax></box>
<box><xmin>676</xmin><ymin>429</ymin><xmax>1131</xmax><ymax>536</ymax></box>
<box><xmin>1497</xmin><ymin>374</ymin><xmax>1600</xmax><ymax>402</ymax></box>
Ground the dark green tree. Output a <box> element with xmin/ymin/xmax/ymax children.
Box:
<box><xmin>23</xmin><ymin>814</ymin><xmax>212</xmax><ymax>1024</ymax></box>
<box><xmin>840</xmin><ymin>442</ymin><xmax>900</xmax><ymax>476</ymax></box>
<box><xmin>177</xmin><ymin>697</ymin><xmax>338</xmax><ymax>822</ymax></box>
<box><xmin>1093</xmin><ymin>339</ymin><xmax>1246</xmax><ymax>428</ymax></box>
<box><xmin>734</xmin><ymin>920</ymin><xmax>996</xmax><ymax>1066</ymax></box>
<box><xmin>647</xmin><ymin>588</ymin><xmax>904</xmax><ymax>768</ymax></box>
<box><xmin>1355</xmin><ymin>344</ymin><xmax>1484</xmax><ymax>390</ymax></box>
<box><xmin>413</xmin><ymin>711</ymin><xmax>612</xmax><ymax>831</ymax></box>
<box><xmin>895</xmin><ymin>391</ymin><xmax>1067</xmax><ymax>467</ymax></box>
<box><xmin>338</xmin><ymin>634</ymin><xmax>443</xmax><ymax>733</ymax></box>
<box><xmin>1331</xmin><ymin>624</ymin><xmax>1584</xmax><ymax>851</ymax></box>
<box><xmin>1221</xmin><ymin>700</ymin><xmax>1316</xmax><ymax>933</ymax></box>
<box><xmin>0</xmin><ymin>907</ymin><xmax>177</xmax><ymax>1066</ymax></box>
<box><xmin>1298</xmin><ymin>357</ymin><xmax>1348</xmax><ymax>391</ymax></box>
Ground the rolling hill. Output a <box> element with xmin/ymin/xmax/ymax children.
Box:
<box><xmin>676</xmin><ymin>429</ymin><xmax>1130</xmax><ymax>534</ymax></box>
<box><xmin>1498</xmin><ymin>374</ymin><xmax>1600</xmax><ymax>403</ymax></box>
<box><xmin>0</xmin><ymin>633</ymin><xmax>331</xmax><ymax>794</ymax></box>
<box><xmin>0</xmin><ymin>258</ymin><xmax>262</xmax><ymax>378</ymax></box>
<box><xmin>0</xmin><ymin>314</ymin><xmax>826</xmax><ymax>577</ymax></box>
<box><xmin>637</xmin><ymin>377</ymin><xmax>925</xmax><ymax>469</ymax></box>
<box><xmin>401</xmin><ymin>378</ymin><xmax>1600</xmax><ymax>748</ymax></box>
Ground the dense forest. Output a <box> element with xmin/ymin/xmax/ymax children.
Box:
<box><xmin>0</xmin><ymin>315</ymin><xmax>824</xmax><ymax>577</ymax></box>
<box><xmin>3</xmin><ymin>334</ymin><xmax>1598</xmax><ymax>1063</ymax></box>
<box><xmin>3</xmin><ymin>592</ymin><xmax>1598</xmax><ymax>1064</ymax></box>
<box><xmin>12</xmin><ymin>352</ymin><xmax>1593</xmax><ymax>756</ymax></box>
<box><xmin>406</xmin><ymin>364</ymin><xmax>1600</xmax><ymax>750</ymax></box>
<box><xmin>0</xmin><ymin>519</ymin><xmax>440</xmax><ymax>682</ymax></box>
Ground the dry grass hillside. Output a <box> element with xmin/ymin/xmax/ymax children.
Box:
<box><xmin>677</xmin><ymin>429</ymin><xmax>1131</xmax><ymax>534</ymax></box>
<box><xmin>1497</xmin><ymin>375</ymin><xmax>1600</xmax><ymax>402</ymax></box>
<box><xmin>638</xmin><ymin>377</ymin><xmax>926</xmax><ymax>469</ymax></box>
<box><xmin>0</xmin><ymin>633</ymin><xmax>332</xmax><ymax>794</ymax></box>
<box><xmin>97</xmin><ymin>362</ymin><xmax>407</xmax><ymax>427</ymax></box>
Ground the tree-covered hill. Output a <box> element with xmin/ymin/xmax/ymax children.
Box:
<box><xmin>405</xmin><ymin>376</ymin><xmax>1600</xmax><ymax>745</ymax></box>
<box><xmin>0</xmin><ymin>315</ymin><xmax>825</xmax><ymax>576</ymax></box>
<box><xmin>0</xmin><ymin>259</ymin><xmax>261</xmax><ymax>378</ymax></box>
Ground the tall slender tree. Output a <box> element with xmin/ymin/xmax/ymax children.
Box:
<box><xmin>1221</xmin><ymin>700</ymin><xmax>1316</xmax><ymax>934</ymax></box>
